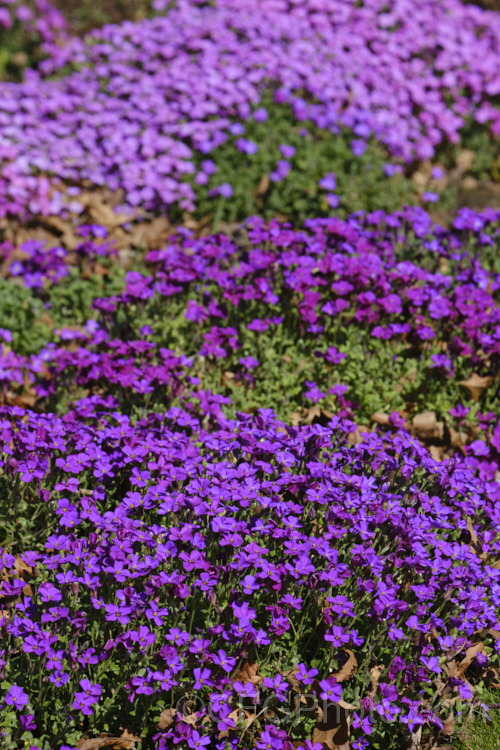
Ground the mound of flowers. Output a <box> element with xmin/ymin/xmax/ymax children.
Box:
<box><xmin>0</xmin><ymin>400</ymin><xmax>499</xmax><ymax>749</ymax></box>
<box><xmin>2</xmin><ymin>0</ymin><xmax>500</xmax><ymax>215</ymax></box>
<box><xmin>1</xmin><ymin>208</ymin><xmax>498</xmax><ymax>468</ymax></box>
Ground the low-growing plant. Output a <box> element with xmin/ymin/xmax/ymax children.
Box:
<box><xmin>0</xmin><ymin>402</ymin><xmax>499</xmax><ymax>749</ymax></box>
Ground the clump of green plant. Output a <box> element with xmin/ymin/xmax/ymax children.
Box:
<box><xmin>454</xmin><ymin>697</ymin><xmax>500</xmax><ymax>750</ymax></box>
<box><xmin>184</xmin><ymin>91</ymin><xmax>417</xmax><ymax>227</ymax></box>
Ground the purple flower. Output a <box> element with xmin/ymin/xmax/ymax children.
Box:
<box><xmin>318</xmin><ymin>173</ymin><xmax>336</xmax><ymax>190</ymax></box>
<box><xmin>233</xmin><ymin>680</ymin><xmax>257</xmax><ymax>697</ymax></box>
<box><xmin>318</xmin><ymin>678</ymin><xmax>342</xmax><ymax>702</ymax></box>
<box><xmin>279</xmin><ymin>144</ymin><xmax>295</xmax><ymax>158</ymax></box>
<box><xmin>352</xmin><ymin>712</ymin><xmax>372</xmax><ymax>734</ymax></box>
<box><xmin>253</xmin><ymin>107</ymin><xmax>268</xmax><ymax>122</ymax></box>
<box><xmin>423</xmin><ymin>191</ymin><xmax>439</xmax><ymax>202</ymax></box>
<box><xmin>239</xmin><ymin>356</ymin><xmax>259</xmax><ymax>370</ymax></box>
<box><xmin>5</xmin><ymin>685</ymin><xmax>28</xmax><ymax>710</ymax></box>
<box><xmin>296</xmin><ymin>663</ymin><xmax>319</xmax><ymax>686</ymax></box>
<box><xmin>20</xmin><ymin>714</ymin><xmax>37</xmax><ymax>731</ymax></box>
<box><xmin>351</xmin><ymin>140</ymin><xmax>367</xmax><ymax>157</ymax></box>
<box><xmin>212</xmin><ymin>650</ymin><xmax>237</xmax><ymax>673</ymax></box>
<box><xmin>193</xmin><ymin>667</ymin><xmax>213</xmax><ymax>689</ymax></box>
<box><xmin>188</xmin><ymin>731</ymin><xmax>211</xmax><ymax>749</ymax></box>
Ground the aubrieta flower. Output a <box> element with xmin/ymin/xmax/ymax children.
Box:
<box><xmin>4</xmin><ymin>685</ymin><xmax>28</xmax><ymax>710</ymax></box>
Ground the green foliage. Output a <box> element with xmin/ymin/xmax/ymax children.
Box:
<box><xmin>454</xmin><ymin>697</ymin><xmax>500</xmax><ymax>749</ymax></box>
<box><xmin>186</xmin><ymin>92</ymin><xmax>417</xmax><ymax>227</ymax></box>
<box><xmin>0</xmin><ymin>265</ymin><xmax>125</xmax><ymax>356</ymax></box>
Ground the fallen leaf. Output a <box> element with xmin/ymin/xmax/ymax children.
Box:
<box><xmin>0</xmin><ymin>555</ymin><xmax>34</xmax><ymax>598</ymax></box>
<box><xmin>331</xmin><ymin>650</ymin><xmax>357</xmax><ymax>682</ymax></box>
<box><xmin>412</xmin><ymin>411</ymin><xmax>444</xmax><ymax>439</ymax></box>
<box><xmin>312</xmin><ymin>700</ymin><xmax>350</xmax><ymax>750</ymax></box>
<box><xmin>284</xmin><ymin>665</ymin><xmax>301</xmax><ymax>691</ymax></box>
<box><xmin>93</xmin><ymin>262</ymin><xmax>110</xmax><ymax>277</ymax></box>
<box><xmin>157</xmin><ymin>708</ymin><xmax>176</xmax><ymax>731</ymax></box>
<box><xmin>371</xmin><ymin>411</ymin><xmax>390</xmax><ymax>426</ymax></box>
<box><xmin>305</xmin><ymin>406</ymin><xmax>322</xmax><ymax>424</ymax></box>
<box><xmin>456</xmin><ymin>642</ymin><xmax>484</xmax><ymax>679</ymax></box>
<box><xmin>77</xmin><ymin>731</ymin><xmax>139</xmax><ymax>750</ymax></box>
<box><xmin>483</xmin><ymin>667</ymin><xmax>500</xmax><ymax>689</ymax></box>
<box><xmin>456</xmin><ymin>149</ymin><xmax>475</xmax><ymax>173</ymax></box>
<box><xmin>441</xmin><ymin>714</ymin><xmax>455</xmax><ymax>735</ymax></box>
<box><xmin>233</xmin><ymin>660</ymin><xmax>262</xmax><ymax>686</ymax></box>
<box><xmin>459</xmin><ymin>373</ymin><xmax>493</xmax><ymax>402</ymax></box>
<box><xmin>218</xmin><ymin>708</ymin><xmax>254</xmax><ymax>738</ymax></box>
<box><xmin>370</xmin><ymin>664</ymin><xmax>384</xmax><ymax>698</ymax></box>
<box><xmin>408</xmin><ymin>726</ymin><xmax>422</xmax><ymax>750</ymax></box>
<box><xmin>429</xmin><ymin>445</ymin><xmax>444</xmax><ymax>462</ymax></box>
<box><xmin>346</xmin><ymin>425</ymin><xmax>371</xmax><ymax>445</ymax></box>
<box><xmin>254</xmin><ymin>175</ymin><xmax>270</xmax><ymax>197</ymax></box>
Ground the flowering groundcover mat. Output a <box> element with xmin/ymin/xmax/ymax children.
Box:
<box><xmin>0</xmin><ymin>208</ymin><xmax>499</xmax><ymax>749</ymax></box>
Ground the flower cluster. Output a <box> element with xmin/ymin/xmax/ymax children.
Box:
<box><xmin>0</xmin><ymin>0</ymin><xmax>66</xmax><ymax>45</ymax></box>
<box><xmin>0</xmin><ymin>399</ymin><xmax>499</xmax><ymax>748</ymax></box>
<box><xmin>2</xmin><ymin>207</ymin><xmax>498</xmax><ymax>459</ymax></box>
<box><xmin>2</xmin><ymin>0</ymin><xmax>500</xmax><ymax>214</ymax></box>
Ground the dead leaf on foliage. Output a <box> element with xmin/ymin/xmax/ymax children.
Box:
<box><xmin>441</xmin><ymin>714</ymin><xmax>456</xmax><ymax>735</ymax></box>
<box><xmin>459</xmin><ymin>373</ymin><xmax>493</xmax><ymax>402</ymax></box>
<box><xmin>369</xmin><ymin>664</ymin><xmax>384</xmax><ymax>698</ymax></box>
<box><xmin>456</xmin><ymin>642</ymin><xmax>484</xmax><ymax>679</ymax></box>
<box><xmin>412</xmin><ymin>411</ymin><xmax>444</xmax><ymax>440</ymax></box>
<box><xmin>408</xmin><ymin>726</ymin><xmax>422</xmax><ymax>750</ymax></box>
<box><xmin>456</xmin><ymin>149</ymin><xmax>475</xmax><ymax>173</ymax></box>
<box><xmin>233</xmin><ymin>660</ymin><xmax>262</xmax><ymax>686</ymax></box>
<box><xmin>37</xmin><ymin>215</ymin><xmax>80</xmax><ymax>250</ymax></box>
<box><xmin>312</xmin><ymin>700</ymin><xmax>350</xmax><ymax>750</ymax></box>
<box><xmin>128</xmin><ymin>216</ymin><xmax>173</xmax><ymax>249</ymax></box>
<box><xmin>429</xmin><ymin>445</ymin><xmax>444</xmax><ymax>462</ymax></box>
<box><xmin>254</xmin><ymin>175</ymin><xmax>270</xmax><ymax>197</ymax></box>
<box><xmin>157</xmin><ymin>708</ymin><xmax>176</xmax><ymax>730</ymax></box>
<box><xmin>443</xmin><ymin>659</ymin><xmax>458</xmax><ymax>679</ymax></box>
<box><xmin>284</xmin><ymin>665</ymin><xmax>301</xmax><ymax>691</ymax></box>
<box><xmin>331</xmin><ymin>650</ymin><xmax>357</xmax><ymax>683</ymax></box>
<box><xmin>218</xmin><ymin>708</ymin><xmax>254</xmax><ymax>738</ymax></box>
<box><xmin>305</xmin><ymin>406</ymin><xmax>322</xmax><ymax>424</ymax></box>
<box><xmin>371</xmin><ymin>411</ymin><xmax>390</xmax><ymax>426</ymax></box>
<box><xmin>346</xmin><ymin>425</ymin><xmax>371</xmax><ymax>445</ymax></box>
<box><xmin>0</xmin><ymin>555</ymin><xmax>34</xmax><ymax>598</ymax></box>
<box><xmin>483</xmin><ymin>667</ymin><xmax>500</xmax><ymax>688</ymax></box>
<box><xmin>93</xmin><ymin>262</ymin><xmax>110</xmax><ymax>278</ymax></box>
<box><xmin>80</xmin><ymin>194</ymin><xmax>130</xmax><ymax>230</ymax></box>
<box><xmin>449</xmin><ymin>427</ymin><xmax>468</xmax><ymax>449</ymax></box>
<box><xmin>77</xmin><ymin>729</ymin><xmax>140</xmax><ymax>750</ymax></box>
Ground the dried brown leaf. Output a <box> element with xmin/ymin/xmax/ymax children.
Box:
<box><xmin>157</xmin><ymin>708</ymin><xmax>176</xmax><ymax>731</ymax></box>
<box><xmin>369</xmin><ymin>664</ymin><xmax>384</xmax><ymax>698</ymax></box>
<box><xmin>218</xmin><ymin>708</ymin><xmax>254</xmax><ymax>738</ymax></box>
<box><xmin>371</xmin><ymin>412</ymin><xmax>390</xmax><ymax>426</ymax></box>
<box><xmin>459</xmin><ymin>373</ymin><xmax>493</xmax><ymax>402</ymax></box>
<box><xmin>456</xmin><ymin>642</ymin><xmax>484</xmax><ymax>679</ymax></box>
<box><xmin>429</xmin><ymin>445</ymin><xmax>444</xmax><ymax>462</ymax></box>
<box><xmin>412</xmin><ymin>411</ymin><xmax>444</xmax><ymax>439</ymax></box>
<box><xmin>331</xmin><ymin>650</ymin><xmax>357</xmax><ymax>683</ymax></box>
<box><xmin>283</xmin><ymin>665</ymin><xmax>301</xmax><ymax>691</ymax></box>
<box><xmin>254</xmin><ymin>175</ymin><xmax>270</xmax><ymax>197</ymax></box>
<box><xmin>312</xmin><ymin>700</ymin><xmax>350</xmax><ymax>750</ymax></box>
<box><xmin>233</xmin><ymin>660</ymin><xmax>262</xmax><ymax>686</ymax></box>
<box><xmin>441</xmin><ymin>714</ymin><xmax>455</xmax><ymax>735</ymax></box>
<box><xmin>77</xmin><ymin>730</ymin><xmax>139</xmax><ymax>750</ymax></box>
